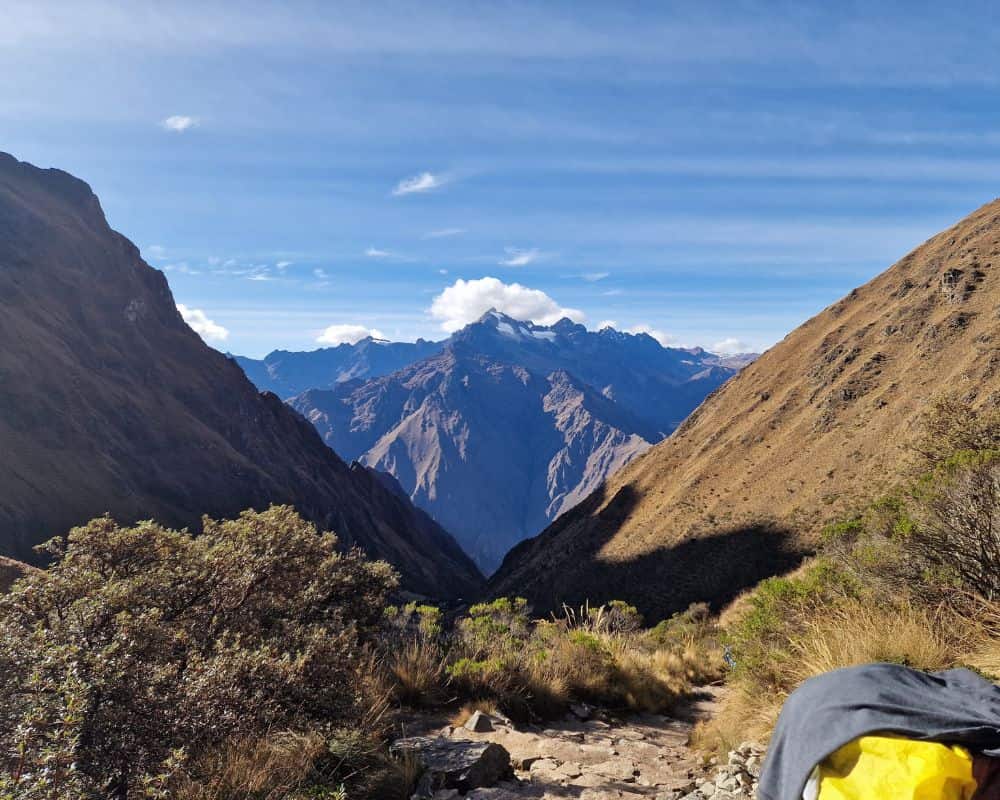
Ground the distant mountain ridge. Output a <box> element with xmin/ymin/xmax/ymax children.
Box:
<box><xmin>489</xmin><ymin>198</ymin><xmax>1000</xmax><ymax>620</ymax></box>
<box><xmin>265</xmin><ymin>311</ymin><xmax>746</xmax><ymax>570</ymax></box>
<box><xmin>0</xmin><ymin>152</ymin><xmax>482</xmax><ymax>600</ymax></box>
<box><xmin>236</xmin><ymin>337</ymin><xmax>444</xmax><ymax>398</ymax></box>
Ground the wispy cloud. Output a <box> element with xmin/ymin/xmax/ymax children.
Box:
<box><xmin>712</xmin><ymin>337</ymin><xmax>751</xmax><ymax>355</ymax></box>
<box><xmin>582</xmin><ymin>271</ymin><xmax>609</xmax><ymax>282</ymax></box>
<box><xmin>365</xmin><ymin>247</ymin><xmax>392</xmax><ymax>258</ymax></box>
<box><xmin>313</xmin><ymin>268</ymin><xmax>330</xmax><ymax>279</ymax></box>
<box><xmin>429</xmin><ymin>276</ymin><xmax>584</xmax><ymax>333</ymax></box>
<box><xmin>161</xmin><ymin>115</ymin><xmax>198</xmax><ymax>132</ymax></box>
<box><xmin>392</xmin><ymin>171</ymin><xmax>446</xmax><ymax>196</ymax></box>
<box><xmin>627</xmin><ymin>324</ymin><xmax>676</xmax><ymax>348</ymax></box>
<box><xmin>316</xmin><ymin>323</ymin><xmax>385</xmax><ymax>345</ymax></box>
<box><xmin>423</xmin><ymin>227</ymin><xmax>466</xmax><ymax>239</ymax></box>
<box><xmin>275</xmin><ymin>260</ymin><xmax>293</xmax><ymax>268</ymax></box>
<box><xmin>499</xmin><ymin>247</ymin><xmax>541</xmax><ymax>267</ymax></box>
<box><xmin>177</xmin><ymin>304</ymin><xmax>229</xmax><ymax>342</ymax></box>
<box><xmin>144</xmin><ymin>244</ymin><xmax>167</xmax><ymax>261</ymax></box>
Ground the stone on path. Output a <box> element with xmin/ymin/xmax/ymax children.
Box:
<box><xmin>465</xmin><ymin>710</ymin><xmax>495</xmax><ymax>732</ymax></box>
<box><xmin>392</xmin><ymin>736</ymin><xmax>513</xmax><ymax>798</ymax></box>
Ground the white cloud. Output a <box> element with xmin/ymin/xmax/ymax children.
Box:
<box><xmin>392</xmin><ymin>171</ymin><xmax>445</xmax><ymax>196</ymax></box>
<box><xmin>316</xmin><ymin>323</ymin><xmax>386</xmax><ymax>345</ymax></box>
<box><xmin>596</xmin><ymin>319</ymin><xmax>618</xmax><ymax>330</ymax></box>
<box><xmin>712</xmin><ymin>337</ymin><xmax>751</xmax><ymax>355</ymax></box>
<box><xmin>161</xmin><ymin>115</ymin><xmax>198</xmax><ymax>132</ymax></box>
<box><xmin>499</xmin><ymin>247</ymin><xmax>541</xmax><ymax>267</ymax></box>
<box><xmin>438</xmin><ymin>268</ymin><xmax>448</xmax><ymax>275</ymax></box>
<box><xmin>145</xmin><ymin>244</ymin><xmax>167</xmax><ymax>261</ymax></box>
<box><xmin>313</xmin><ymin>268</ymin><xmax>330</xmax><ymax>279</ymax></box>
<box><xmin>430</xmin><ymin>276</ymin><xmax>585</xmax><ymax>333</ymax></box>
<box><xmin>424</xmin><ymin>227</ymin><xmax>466</xmax><ymax>238</ymax></box>
<box><xmin>365</xmin><ymin>247</ymin><xmax>392</xmax><ymax>258</ymax></box>
<box><xmin>177</xmin><ymin>304</ymin><xmax>229</xmax><ymax>342</ymax></box>
<box><xmin>582</xmin><ymin>271</ymin><xmax>609</xmax><ymax>282</ymax></box>
<box><xmin>275</xmin><ymin>260</ymin><xmax>293</xmax><ymax>268</ymax></box>
<box><xmin>627</xmin><ymin>324</ymin><xmax>676</xmax><ymax>348</ymax></box>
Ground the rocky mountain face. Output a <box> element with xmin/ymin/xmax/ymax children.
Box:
<box><xmin>0</xmin><ymin>153</ymin><xmax>482</xmax><ymax>599</ymax></box>
<box><xmin>490</xmin><ymin>199</ymin><xmax>1000</xmax><ymax>620</ymax></box>
<box><xmin>286</xmin><ymin>312</ymin><xmax>740</xmax><ymax>571</ymax></box>
<box><xmin>236</xmin><ymin>337</ymin><xmax>444</xmax><ymax>399</ymax></box>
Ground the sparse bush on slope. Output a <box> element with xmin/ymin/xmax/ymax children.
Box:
<box><xmin>0</xmin><ymin>505</ymin><xmax>398</xmax><ymax>800</ymax></box>
<box><xmin>696</xmin><ymin>398</ymin><xmax>1000</xmax><ymax>754</ymax></box>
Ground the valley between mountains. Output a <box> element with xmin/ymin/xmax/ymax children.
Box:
<box><xmin>239</xmin><ymin>312</ymin><xmax>746</xmax><ymax>570</ymax></box>
<box><xmin>2</xmin><ymin>151</ymin><xmax>1000</xmax><ymax>800</ymax></box>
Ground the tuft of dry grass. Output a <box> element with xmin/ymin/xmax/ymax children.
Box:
<box><xmin>389</xmin><ymin>639</ymin><xmax>446</xmax><ymax>707</ymax></box>
<box><xmin>697</xmin><ymin>597</ymin><xmax>971</xmax><ymax>757</ymax></box>
<box><xmin>786</xmin><ymin>599</ymin><xmax>958</xmax><ymax>686</ymax></box>
<box><xmin>172</xmin><ymin>731</ymin><xmax>334</xmax><ymax>800</ymax></box>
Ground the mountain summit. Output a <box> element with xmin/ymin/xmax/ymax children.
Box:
<box><xmin>0</xmin><ymin>153</ymin><xmax>482</xmax><ymax>599</ymax></box>
<box><xmin>285</xmin><ymin>310</ymin><xmax>741</xmax><ymax>570</ymax></box>
<box><xmin>490</xmin><ymin>199</ymin><xmax>1000</xmax><ymax>618</ymax></box>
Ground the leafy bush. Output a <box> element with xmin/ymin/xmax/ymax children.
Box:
<box><xmin>0</xmin><ymin>505</ymin><xmax>397</xmax><ymax>799</ymax></box>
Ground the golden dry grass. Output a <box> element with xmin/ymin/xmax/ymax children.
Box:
<box><xmin>786</xmin><ymin>599</ymin><xmax>958</xmax><ymax>685</ymax></box>
<box><xmin>389</xmin><ymin>639</ymin><xmax>445</xmax><ymax>706</ymax></box>
<box><xmin>696</xmin><ymin>598</ymin><xmax>971</xmax><ymax>756</ymax></box>
<box><xmin>173</xmin><ymin>731</ymin><xmax>333</xmax><ymax>800</ymax></box>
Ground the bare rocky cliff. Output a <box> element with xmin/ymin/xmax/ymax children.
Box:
<box><xmin>0</xmin><ymin>153</ymin><xmax>482</xmax><ymax>599</ymax></box>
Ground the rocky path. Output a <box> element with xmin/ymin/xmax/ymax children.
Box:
<box><xmin>394</xmin><ymin>688</ymin><xmax>764</xmax><ymax>800</ymax></box>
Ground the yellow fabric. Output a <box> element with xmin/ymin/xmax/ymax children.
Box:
<box><xmin>817</xmin><ymin>736</ymin><xmax>978</xmax><ymax>800</ymax></box>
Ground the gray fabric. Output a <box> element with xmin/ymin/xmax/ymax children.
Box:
<box><xmin>758</xmin><ymin>663</ymin><xmax>1000</xmax><ymax>800</ymax></box>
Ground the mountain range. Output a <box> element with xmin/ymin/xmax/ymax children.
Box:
<box><xmin>246</xmin><ymin>312</ymin><xmax>745</xmax><ymax>570</ymax></box>
<box><xmin>0</xmin><ymin>153</ymin><xmax>482</xmax><ymax>599</ymax></box>
<box><xmin>490</xmin><ymin>198</ymin><xmax>1000</xmax><ymax>619</ymax></box>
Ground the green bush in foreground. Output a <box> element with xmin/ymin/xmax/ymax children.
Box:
<box><xmin>0</xmin><ymin>506</ymin><xmax>397</xmax><ymax>800</ymax></box>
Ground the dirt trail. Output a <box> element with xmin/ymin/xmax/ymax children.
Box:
<box><xmin>396</xmin><ymin>686</ymin><xmax>763</xmax><ymax>800</ymax></box>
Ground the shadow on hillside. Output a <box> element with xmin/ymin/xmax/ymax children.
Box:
<box><xmin>506</xmin><ymin>484</ymin><xmax>811</xmax><ymax>621</ymax></box>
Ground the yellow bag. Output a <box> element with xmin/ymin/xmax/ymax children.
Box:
<box><xmin>817</xmin><ymin>735</ymin><xmax>977</xmax><ymax>800</ymax></box>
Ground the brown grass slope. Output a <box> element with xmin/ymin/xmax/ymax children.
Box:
<box><xmin>0</xmin><ymin>153</ymin><xmax>482</xmax><ymax>599</ymax></box>
<box><xmin>490</xmin><ymin>198</ymin><xmax>1000</xmax><ymax>620</ymax></box>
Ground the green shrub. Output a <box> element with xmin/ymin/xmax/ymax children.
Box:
<box><xmin>0</xmin><ymin>506</ymin><xmax>397</xmax><ymax>799</ymax></box>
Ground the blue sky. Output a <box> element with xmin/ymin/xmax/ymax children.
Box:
<box><xmin>4</xmin><ymin>1</ymin><xmax>1000</xmax><ymax>357</ymax></box>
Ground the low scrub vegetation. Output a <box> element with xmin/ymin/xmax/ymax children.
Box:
<box><xmin>381</xmin><ymin>597</ymin><xmax>723</xmax><ymax>723</ymax></box>
<box><xmin>0</xmin><ymin>506</ymin><xmax>722</xmax><ymax>799</ymax></box>
<box><xmin>696</xmin><ymin>398</ymin><xmax>1000</xmax><ymax>753</ymax></box>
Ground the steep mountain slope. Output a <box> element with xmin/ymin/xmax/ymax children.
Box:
<box><xmin>0</xmin><ymin>153</ymin><xmax>482</xmax><ymax>599</ymax></box>
<box><xmin>236</xmin><ymin>337</ymin><xmax>444</xmax><ymax>399</ymax></box>
<box><xmin>491</xmin><ymin>199</ymin><xmax>1000</xmax><ymax>620</ymax></box>
<box><xmin>292</xmin><ymin>345</ymin><xmax>656</xmax><ymax>570</ymax></box>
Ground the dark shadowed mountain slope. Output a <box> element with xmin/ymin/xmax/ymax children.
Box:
<box><xmin>490</xmin><ymin>199</ymin><xmax>1000</xmax><ymax>620</ymax></box>
<box><xmin>0</xmin><ymin>153</ymin><xmax>482</xmax><ymax>599</ymax></box>
<box><xmin>236</xmin><ymin>337</ymin><xmax>444</xmax><ymax>399</ymax></box>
